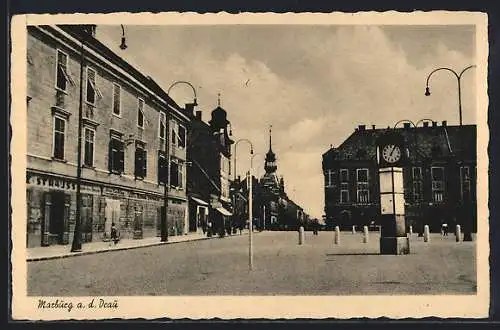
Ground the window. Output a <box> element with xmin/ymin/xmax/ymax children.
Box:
<box><xmin>412</xmin><ymin>167</ymin><xmax>423</xmax><ymax>202</ymax></box>
<box><xmin>221</xmin><ymin>178</ymin><xmax>230</xmax><ymax>199</ymax></box>
<box><xmin>158</xmin><ymin>151</ymin><xmax>167</xmax><ymax>185</ymax></box>
<box><xmin>325</xmin><ymin>169</ymin><xmax>334</xmax><ymax>187</ymax></box>
<box><xmin>431</xmin><ymin>167</ymin><xmax>445</xmax><ymax>202</ymax></box>
<box><xmin>83</xmin><ymin>128</ymin><xmax>95</xmax><ymax>167</ymax></box>
<box><xmin>108</xmin><ymin>136</ymin><xmax>124</xmax><ymax>174</ymax></box>
<box><xmin>171</xmin><ymin>122</ymin><xmax>177</xmax><ymax>147</ymax></box>
<box><xmin>460</xmin><ymin>166</ymin><xmax>471</xmax><ymax>201</ymax></box>
<box><xmin>169</xmin><ymin>159</ymin><xmax>184</xmax><ymax>189</ymax></box>
<box><xmin>56</xmin><ymin>50</ymin><xmax>74</xmax><ymax>91</ymax></box>
<box><xmin>134</xmin><ymin>144</ymin><xmax>147</xmax><ymax>179</ymax></box>
<box><xmin>85</xmin><ymin>67</ymin><xmax>102</xmax><ymax>105</ymax></box>
<box><xmin>340</xmin><ymin>169</ymin><xmax>349</xmax><ymax>182</ymax></box>
<box><xmin>340</xmin><ymin>169</ymin><xmax>349</xmax><ymax>203</ymax></box>
<box><xmin>356</xmin><ymin>168</ymin><xmax>369</xmax><ymax>203</ymax></box>
<box><xmin>53</xmin><ymin>116</ymin><xmax>66</xmax><ymax>160</ymax></box>
<box><xmin>178</xmin><ymin>125</ymin><xmax>186</xmax><ymax>148</ymax></box>
<box><xmin>137</xmin><ymin>98</ymin><xmax>145</xmax><ymax>128</ymax></box>
<box><xmin>112</xmin><ymin>83</ymin><xmax>121</xmax><ymax>116</ymax></box>
<box><xmin>159</xmin><ymin>112</ymin><xmax>166</xmax><ymax>151</ymax></box>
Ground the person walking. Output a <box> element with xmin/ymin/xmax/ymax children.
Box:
<box><xmin>441</xmin><ymin>222</ymin><xmax>449</xmax><ymax>236</ymax></box>
<box><xmin>110</xmin><ymin>222</ymin><xmax>120</xmax><ymax>246</ymax></box>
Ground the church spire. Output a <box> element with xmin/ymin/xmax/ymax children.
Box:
<box><xmin>264</xmin><ymin>124</ymin><xmax>277</xmax><ymax>174</ymax></box>
<box><xmin>268</xmin><ymin>125</ymin><xmax>273</xmax><ymax>152</ymax></box>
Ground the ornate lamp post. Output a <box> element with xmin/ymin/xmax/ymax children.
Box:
<box><xmin>425</xmin><ymin>66</ymin><xmax>476</xmax><ymax>241</ymax></box>
<box><xmin>234</xmin><ymin>138</ymin><xmax>254</xmax><ymax>180</ymax></box>
<box><xmin>425</xmin><ymin>65</ymin><xmax>476</xmax><ymax>126</ymax></box>
<box><xmin>234</xmin><ymin>138</ymin><xmax>254</xmax><ymax>270</ymax></box>
<box><xmin>163</xmin><ymin>81</ymin><xmax>198</xmax><ymax>242</ymax></box>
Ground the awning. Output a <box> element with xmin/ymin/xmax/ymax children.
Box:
<box><xmin>191</xmin><ymin>197</ymin><xmax>209</xmax><ymax>206</ymax></box>
<box><xmin>215</xmin><ymin>206</ymin><xmax>233</xmax><ymax>216</ymax></box>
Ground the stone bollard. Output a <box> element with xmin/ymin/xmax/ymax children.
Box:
<box><xmin>409</xmin><ymin>225</ymin><xmax>413</xmax><ymax>235</ymax></box>
<box><xmin>424</xmin><ymin>225</ymin><xmax>430</xmax><ymax>243</ymax></box>
<box><xmin>352</xmin><ymin>225</ymin><xmax>356</xmax><ymax>234</ymax></box>
<box><xmin>363</xmin><ymin>225</ymin><xmax>369</xmax><ymax>243</ymax></box>
<box><xmin>299</xmin><ymin>226</ymin><xmax>305</xmax><ymax>245</ymax></box>
<box><xmin>334</xmin><ymin>226</ymin><xmax>340</xmax><ymax>245</ymax></box>
<box><xmin>455</xmin><ymin>225</ymin><xmax>461</xmax><ymax>242</ymax></box>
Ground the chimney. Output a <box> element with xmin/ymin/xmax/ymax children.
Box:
<box><xmin>358</xmin><ymin>124</ymin><xmax>366</xmax><ymax>131</ymax></box>
<box><xmin>195</xmin><ymin>111</ymin><xmax>202</xmax><ymax>120</ymax></box>
<box><xmin>403</xmin><ymin>123</ymin><xmax>411</xmax><ymax>129</ymax></box>
<box><xmin>423</xmin><ymin>122</ymin><xmax>429</xmax><ymax>128</ymax></box>
<box><xmin>442</xmin><ymin>120</ymin><xmax>447</xmax><ymax>127</ymax></box>
<box><xmin>372</xmin><ymin>125</ymin><xmax>376</xmax><ymax>130</ymax></box>
<box><xmin>432</xmin><ymin>121</ymin><xmax>438</xmax><ymax>127</ymax></box>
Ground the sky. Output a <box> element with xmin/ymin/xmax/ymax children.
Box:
<box><xmin>95</xmin><ymin>24</ymin><xmax>476</xmax><ymax>219</ymax></box>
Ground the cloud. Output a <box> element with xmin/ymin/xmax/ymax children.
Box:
<box><xmin>95</xmin><ymin>25</ymin><xmax>475</xmax><ymax>219</ymax></box>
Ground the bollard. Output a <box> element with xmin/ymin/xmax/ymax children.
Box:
<box><xmin>352</xmin><ymin>225</ymin><xmax>356</xmax><ymax>234</ymax></box>
<box><xmin>424</xmin><ymin>225</ymin><xmax>430</xmax><ymax>243</ymax></box>
<box><xmin>409</xmin><ymin>225</ymin><xmax>413</xmax><ymax>235</ymax></box>
<box><xmin>334</xmin><ymin>226</ymin><xmax>340</xmax><ymax>245</ymax></box>
<box><xmin>455</xmin><ymin>225</ymin><xmax>461</xmax><ymax>242</ymax></box>
<box><xmin>363</xmin><ymin>225</ymin><xmax>369</xmax><ymax>243</ymax></box>
<box><xmin>299</xmin><ymin>226</ymin><xmax>305</xmax><ymax>245</ymax></box>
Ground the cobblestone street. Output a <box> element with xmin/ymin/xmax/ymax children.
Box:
<box><xmin>28</xmin><ymin>230</ymin><xmax>476</xmax><ymax>296</ymax></box>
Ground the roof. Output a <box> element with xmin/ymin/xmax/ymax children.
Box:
<box><xmin>53</xmin><ymin>25</ymin><xmax>186</xmax><ymax>116</ymax></box>
<box><xmin>323</xmin><ymin>124</ymin><xmax>476</xmax><ymax>164</ymax></box>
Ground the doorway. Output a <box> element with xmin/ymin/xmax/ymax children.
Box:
<box><xmin>104</xmin><ymin>198</ymin><xmax>121</xmax><ymax>239</ymax></box>
<box><xmin>49</xmin><ymin>191</ymin><xmax>66</xmax><ymax>244</ymax></box>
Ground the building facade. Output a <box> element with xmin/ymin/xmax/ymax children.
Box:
<box><xmin>26</xmin><ymin>25</ymin><xmax>190</xmax><ymax>248</ymax></box>
<box><xmin>322</xmin><ymin>122</ymin><xmax>477</xmax><ymax>234</ymax></box>
<box><xmin>186</xmin><ymin>103</ymin><xmax>233</xmax><ymax>237</ymax></box>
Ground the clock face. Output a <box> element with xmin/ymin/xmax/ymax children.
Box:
<box><xmin>382</xmin><ymin>144</ymin><xmax>402</xmax><ymax>163</ymax></box>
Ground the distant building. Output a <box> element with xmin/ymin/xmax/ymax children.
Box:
<box><xmin>256</xmin><ymin>126</ymin><xmax>309</xmax><ymax>230</ymax></box>
<box><xmin>26</xmin><ymin>25</ymin><xmax>190</xmax><ymax>248</ymax></box>
<box><xmin>186</xmin><ymin>99</ymin><xmax>233</xmax><ymax>237</ymax></box>
<box><xmin>322</xmin><ymin>121</ymin><xmax>477</xmax><ymax>234</ymax></box>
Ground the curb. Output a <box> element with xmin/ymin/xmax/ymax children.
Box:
<box><xmin>26</xmin><ymin>232</ymin><xmax>255</xmax><ymax>262</ymax></box>
<box><xmin>27</xmin><ymin>236</ymin><xmax>213</xmax><ymax>262</ymax></box>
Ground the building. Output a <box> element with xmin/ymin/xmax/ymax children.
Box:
<box><xmin>26</xmin><ymin>25</ymin><xmax>190</xmax><ymax>248</ymax></box>
<box><xmin>322</xmin><ymin>121</ymin><xmax>477</xmax><ymax>235</ymax></box>
<box><xmin>186</xmin><ymin>99</ymin><xmax>233</xmax><ymax>237</ymax></box>
<box><xmin>256</xmin><ymin>127</ymin><xmax>310</xmax><ymax>230</ymax></box>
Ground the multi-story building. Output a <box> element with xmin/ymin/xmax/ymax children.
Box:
<box><xmin>26</xmin><ymin>25</ymin><xmax>190</xmax><ymax>248</ymax></box>
<box><xmin>186</xmin><ymin>101</ymin><xmax>233</xmax><ymax>237</ymax></box>
<box><xmin>322</xmin><ymin>121</ymin><xmax>477</xmax><ymax>234</ymax></box>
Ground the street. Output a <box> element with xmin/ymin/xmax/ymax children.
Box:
<box><xmin>28</xmin><ymin>231</ymin><xmax>476</xmax><ymax>296</ymax></box>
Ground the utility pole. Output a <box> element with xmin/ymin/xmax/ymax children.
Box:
<box><xmin>162</xmin><ymin>112</ymin><xmax>170</xmax><ymax>242</ymax></box>
<box><xmin>71</xmin><ymin>38</ymin><xmax>85</xmax><ymax>252</ymax></box>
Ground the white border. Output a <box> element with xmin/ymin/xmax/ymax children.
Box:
<box><xmin>11</xmin><ymin>11</ymin><xmax>489</xmax><ymax>320</ymax></box>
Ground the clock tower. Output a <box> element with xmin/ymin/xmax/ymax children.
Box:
<box><xmin>376</xmin><ymin>130</ymin><xmax>410</xmax><ymax>255</ymax></box>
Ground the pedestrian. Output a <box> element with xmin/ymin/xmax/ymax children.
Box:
<box><xmin>110</xmin><ymin>222</ymin><xmax>119</xmax><ymax>246</ymax></box>
<box><xmin>442</xmin><ymin>223</ymin><xmax>449</xmax><ymax>236</ymax></box>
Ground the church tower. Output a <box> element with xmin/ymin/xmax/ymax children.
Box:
<box><xmin>264</xmin><ymin>125</ymin><xmax>277</xmax><ymax>174</ymax></box>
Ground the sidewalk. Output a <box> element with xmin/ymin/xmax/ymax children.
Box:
<box><xmin>27</xmin><ymin>229</ymin><xmax>253</xmax><ymax>262</ymax></box>
<box><xmin>27</xmin><ymin>232</ymin><xmax>211</xmax><ymax>262</ymax></box>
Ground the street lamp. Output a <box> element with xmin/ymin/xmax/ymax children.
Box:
<box><xmin>425</xmin><ymin>65</ymin><xmax>476</xmax><ymax>126</ymax></box>
<box><xmin>119</xmin><ymin>25</ymin><xmax>127</xmax><ymax>50</ymax></box>
<box><xmin>425</xmin><ymin>66</ymin><xmax>475</xmax><ymax>241</ymax></box>
<box><xmin>70</xmin><ymin>36</ymin><xmax>86</xmax><ymax>252</ymax></box>
<box><xmin>234</xmin><ymin>139</ymin><xmax>254</xmax><ymax>180</ymax></box>
<box><xmin>234</xmin><ymin>138</ymin><xmax>255</xmax><ymax>270</ymax></box>
<box><xmin>163</xmin><ymin>81</ymin><xmax>198</xmax><ymax>242</ymax></box>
